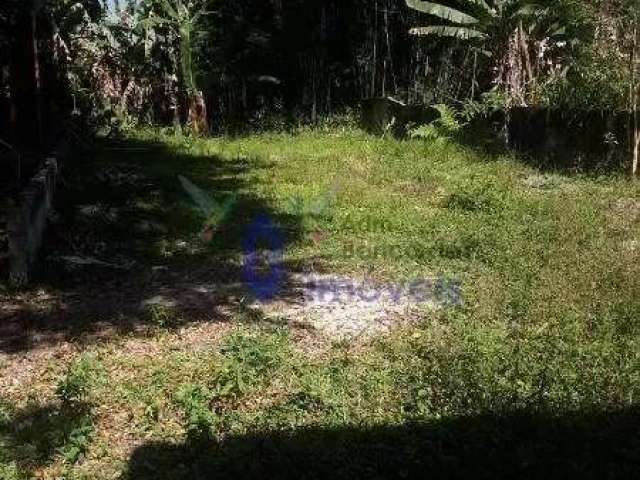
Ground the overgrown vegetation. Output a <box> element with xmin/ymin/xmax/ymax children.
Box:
<box><xmin>1</xmin><ymin>128</ymin><xmax>639</xmax><ymax>477</ymax></box>
<box><xmin>3</xmin><ymin>0</ymin><xmax>636</xmax><ymax>169</ymax></box>
<box><xmin>1</xmin><ymin>0</ymin><xmax>640</xmax><ymax>477</ymax></box>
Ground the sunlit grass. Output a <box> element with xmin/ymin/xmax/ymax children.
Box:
<box><xmin>2</xmin><ymin>127</ymin><xmax>640</xmax><ymax>478</ymax></box>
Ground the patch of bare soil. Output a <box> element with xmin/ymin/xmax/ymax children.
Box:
<box><xmin>0</xmin><ymin>263</ymin><xmax>458</xmax><ymax>404</ymax></box>
<box><xmin>256</xmin><ymin>273</ymin><xmax>455</xmax><ymax>341</ymax></box>
<box><xmin>0</xmin><ymin>342</ymin><xmax>79</xmax><ymax>403</ymax></box>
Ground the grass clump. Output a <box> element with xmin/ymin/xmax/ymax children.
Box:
<box><xmin>446</xmin><ymin>186</ymin><xmax>508</xmax><ymax>214</ymax></box>
<box><xmin>0</xmin><ymin>356</ymin><xmax>101</xmax><ymax>478</ymax></box>
<box><xmin>213</xmin><ymin>330</ymin><xmax>291</xmax><ymax>401</ymax></box>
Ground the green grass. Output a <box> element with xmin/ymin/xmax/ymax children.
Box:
<box><xmin>1</xmin><ymin>126</ymin><xmax>640</xmax><ymax>478</ymax></box>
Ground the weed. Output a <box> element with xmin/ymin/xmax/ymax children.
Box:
<box><xmin>213</xmin><ymin>330</ymin><xmax>289</xmax><ymax>400</ymax></box>
<box><xmin>57</xmin><ymin>421</ymin><xmax>95</xmax><ymax>464</ymax></box>
<box><xmin>409</xmin><ymin>104</ymin><xmax>461</xmax><ymax>143</ymax></box>
<box><xmin>446</xmin><ymin>186</ymin><xmax>507</xmax><ymax>214</ymax></box>
<box><xmin>175</xmin><ymin>384</ymin><xmax>216</xmax><ymax>442</ymax></box>
<box><xmin>0</xmin><ymin>403</ymin><xmax>95</xmax><ymax>472</ymax></box>
<box><xmin>56</xmin><ymin>355</ymin><xmax>100</xmax><ymax>405</ymax></box>
<box><xmin>142</xmin><ymin>401</ymin><xmax>161</xmax><ymax>426</ymax></box>
<box><xmin>146</xmin><ymin>303</ymin><xmax>179</xmax><ymax>329</ymax></box>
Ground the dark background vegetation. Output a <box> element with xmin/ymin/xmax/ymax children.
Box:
<box><xmin>0</xmin><ymin>1</ymin><xmax>636</xmax><ymax>140</ymax></box>
<box><xmin>1</xmin><ymin>0</ymin><xmax>636</xmax><ymax>172</ymax></box>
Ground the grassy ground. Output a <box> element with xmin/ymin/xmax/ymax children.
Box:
<box><xmin>1</xmin><ymin>126</ymin><xmax>640</xmax><ymax>479</ymax></box>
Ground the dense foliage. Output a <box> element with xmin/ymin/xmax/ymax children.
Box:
<box><xmin>3</xmin><ymin>1</ymin><xmax>631</xmax><ymax>124</ymax></box>
<box><xmin>0</xmin><ymin>0</ymin><xmax>638</xmax><ymax>168</ymax></box>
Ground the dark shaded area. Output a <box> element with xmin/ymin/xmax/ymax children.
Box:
<box><xmin>0</xmin><ymin>136</ymin><xmax>311</xmax><ymax>353</ymax></box>
<box><xmin>0</xmin><ymin>1</ymin><xmax>74</xmax><ymax>287</ymax></box>
<box><xmin>0</xmin><ymin>401</ymin><xmax>93</xmax><ymax>475</ymax></box>
<box><xmin>507</xmin><ymin>108</ymin><xmax>632</xmax><ymax>173</ymax></box>
<box><xmin>127</xmin><ymin>407</ymin><xmax>640</xmax><ymax>479</ymax></box>
<box><xmin>456</xmin><ymin>108</ymin><xmax>634</xmax><ymax>174</ymax></box>
<box><xmin>0</xmin><ymin>0</ymin><xmax>70</xmax><ymax>194</ymax></box>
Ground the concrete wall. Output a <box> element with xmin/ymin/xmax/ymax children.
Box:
<box><xmin>6</xmin><ymin>156</ymin><xmax>58</xmax><ymax>285</ymax></box>
<box><xmin>507</xmin><ymin>108</ymin><xmax>631</xmax><ymax>170</ymax></box>
<box><xmin>361</xmin><ymin>98</ymin><xmax>440</xmax><ymax>137</ymax></box>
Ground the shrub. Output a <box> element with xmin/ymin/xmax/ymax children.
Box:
<box><xmin>146</xmin><ymin>303</ymin><xmax>179</xmax><ymax>329</ymax></box>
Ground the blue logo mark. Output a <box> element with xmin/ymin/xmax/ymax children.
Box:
<box><xmin>242</xmin><ymin>215</ymin><xmax>286</xmax><ymax>301</ymax></box>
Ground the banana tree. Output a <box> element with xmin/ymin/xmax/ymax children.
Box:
<box><xmin>141</xmin><ymin>0</ymin><xmax>209</xmax><ymax>133</ymax></box>
<box><xmin>405</xmin><ymin>0</ymin><xmax>493</xmax><ymax>40</ymax></box>
<box><xmin>406</xmin><ymin>0</ymin><xmax>570</xmax><ymax>105</ymax></box>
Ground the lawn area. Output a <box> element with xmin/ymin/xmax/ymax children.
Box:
<box><xmin>1</xmin><ymin>127</ymin><xmax>640</xmax><ymax>479</ymax></box>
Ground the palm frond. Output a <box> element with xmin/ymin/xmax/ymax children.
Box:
<box><xmin>549</xmin><ymin>24</ymin><xmax>566</xmax><ymax>38</ymax></box>
<box><xmin>514</xmin><ymin>4</ymin><xmax>545</xmax><ymax>15</ymax></box>
<box><xmin>158</xmin><ymin>0</ymin><xmax>180</xmax><ymax>22</ymax></box>
<box><xmin>511</xmin><ymin>3</ymin><xmax>547</xmax><ymax>20</ymax></box>
<box><xmin>406</xmin><ymin>0</ymin><xmax>479</xmax><ymax>25</ymax></box>
<box><xmin>409</xmin><ymin>25</ymin><xmax>486</xmax><ymax>40</ymax></box>
<box><xmin>465</xmin><ymin>0</ymin><xmax>494</xmax><ymax>16</ymax></box>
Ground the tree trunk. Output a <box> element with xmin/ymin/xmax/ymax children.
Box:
<box><xmin>187</xmin><ymin>90</ymin><xmax>209</xmax><ymax>136</ymax></box>
<box><xmin>384</xmin><ymin>7</ymin><xmax>397</xmax><ymax>95</ymax></box>
<box><xmin>371</xmin><ymin>0</ymin><xmax>378</xmax><ymax>97</ymax></box>
<box><xmin>31</xmin><ymin>13</ymin><xmax>43</xmax><ymax>147</ymax></box>
<box><xmin>506</xmin><ymin>30</ymin><xmax>524</xmax><ymax>106</ymax></box>
<box><xmin>518</xmin><ymin>20</ymin><xmax>534</xmax><ymax>102</ymax></box>
<box><xmin>470</xmin><ymin>50</ymin><xmax>478</xmax><ymax>99</ymax></box>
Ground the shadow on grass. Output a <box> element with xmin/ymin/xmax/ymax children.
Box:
<box><xmin>0</xmin><ymin>401</ymin><xmax>94</xmax><ymax>475</ymax></box>
<box><xmin>0</xmin><ymin>136</ymin><xmax>317</xmax><ymax>353</ymax></box>
<box><xmin>127</xmin><ymin>407</ymin><xmax>640</xmax><ymax>479</ymax></box>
